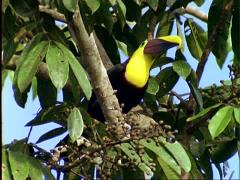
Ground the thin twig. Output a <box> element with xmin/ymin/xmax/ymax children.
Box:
<box><xmin>38</xmin><ymin>5</ymin><xmax>66</xmax><ymax>22</ymax></box>
<box><xmin>184</xmin><ymin>5</ymin><xmax>208</xmax><ymax>22</ymax></box>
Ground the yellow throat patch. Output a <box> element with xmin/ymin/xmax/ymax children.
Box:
<box><xmin>125</xmin><ymin>44</ymin><xmax>154</xmax><ymax>88</ymax></box>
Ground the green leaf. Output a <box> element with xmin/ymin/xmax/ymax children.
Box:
<box><xmin>31</xmin><ymin>77</ymin><xmax>37</xmax><ymax>100</ymax></box>
<box><xmin>2</xmin><ymin>70</ymin><xmax>8</xmax><ymax>89</ymax></box>
<box><xmin>84</xmin><ymin>0</ymin><xmax>100</xmax><ymax>14</ymax></box>
<box><xmin>173</xmin><ymin>60</ymin><xmax>192</xmax><ymax>79</ymax></box>
<box><xmin>119</xmin><ymin>143</ymin><xmax>153</xmax><ymax>176</ymax></box>
<box><xmin>187</xmin><ymin>103</ymin><xmax>223</xmax><ymax>122</ymax></box>
<box><xmin>16</xmin><ymin>41</ymin><xmax>48</xmax><ymax>93</ymax></box>
<box><xmin>157</xmin><ymin>156</ymin><xmax>179</xmax><ymax>179</ymax></box>
<box><xmin>36</xmin><ymin>127</ymin><xmax>67</xmax><ymax>143</ymax></box>
<box><xmin>63</xmin><ymin>0</ymin><xmax>78</xmax><ymax>12</ymax></box>
<box><xmin>2</xmin><ymin>148</ymin><xmax>11</xmax><ymax>180</ymax></box>
<box><xmin>234</xmin><ymin>108</ymin><xmax>240</xmax><ymax>124</ymax></box>
<box><xmin>184</xmin><ymin>19</ymin><xmax>207</xmax><ymax>61</ymax></box>
<box><xmin>146</xmin><ymin>78</ymin><xmax>159</xmax><ymax>95</ymax></box>
<box><xmin>208</xmin><ymin>0</ymin><xmax>231</xmax><ymax>68</ymax></box>
<box><xmin>67</xmin><ymin>107</ymin><xmax>84</xmax><ymax>142</ymax></box>
<box><xmin>156</xmin><ymin>13</ymin><xmax>174</xmax><ymax>37</ymax></box>
<box><xmin>3</xmin><ymin>39</ymin><xmax>17</xmax><ymax>65</ymax></box>
<box><xmin>2</xmin><ymin>0</ymin><xmax>9</xmax><ymax>12</ymax></box>
<box><xmin>147</xmin><ymin>0</ymin><xmax>159</xmax><ymax>11</ymax></box>
<box><xmin>116</xmin><ymin>0</ymin><xmax>126</xmax><ymax>28</ymax></box>
<box><xmin>139</xmin><ymin>138</ymin><xmax>181</xmax><ymax>176</ymax></box>
<box><xmin>10</xmin><ymin>0</ymin><xmax>38</xmax><ymax>17</ymax></box>
<box><xmin>231</xmin><ymin>0</ymin><xmax>240</xmax><ymax>59</ymax></box>
<box><xmin>116</xmin><ymin>40</ymin><xmax>128</xmax><ymax>56</ymax></box>
<box><xmin>208</xmin><ymin>105</ymin><xmax>234</xmax><ymax>139</ymax></box>
<box><xmin>8</xmin><ymin>151</ymin><xmax>29</xmax><ymax>180</ymax></box>
<box><xmin>156</xmin><ymin>67</ymin><xmax>179</xmax><ymax>98</ymax></box>
<box><xmin>46</xmin><ymin>41</ymin><xmax>69</xmax><ymax>89</ymax></box>
<box><xmin>37</xmin><ymin>77</ymin><xmax>57</xmax><ymax>109</ymax></box>
<box><xmin>67</xmin><ymin>51</ymin><xmax>92</xmax><ymax>100</ymax></box>
<box><xmin>162</xmin><ymin>138</ymin><xmax>191</xmax><ymax>172</ymax></box>
<box><xmin>194</xmin><ymin>0</ymin><xmax>205</xmax><ymax>6</ymax></box>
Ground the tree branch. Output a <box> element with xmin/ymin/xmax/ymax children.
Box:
<box><xmin>38</xmin><ymin>5</ymin><xmax>66</xmax><ymax>22</ymax></box>
<box><xmin>184</xmin><ymin>5</ymin><xmax>208</xmax><ymax>22</ymax></box>
<box><xmin>68</xmin><ymin>5</ymin><xmax>124</xmax><ymax>136</ymax></box>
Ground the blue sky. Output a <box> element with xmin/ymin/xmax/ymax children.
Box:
<box><xmin>2</xmin><ymin>0</ymin><xmax>239</xmax><ymax>179</ymax></box>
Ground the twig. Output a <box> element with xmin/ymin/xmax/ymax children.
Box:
<box><xmin>38</xmin><ymin>5</ymin><xmax>66</xmax><ymax>22</ymax></box>
<box><xmin>184</xmin><ymin>5</ymin><xmax>208</xmax><ymax>22</ymax></box>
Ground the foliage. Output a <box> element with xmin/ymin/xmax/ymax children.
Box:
<box><xmin>2</xmin><ymin>0</ymin><xmax>239</xmax><ymax>179</ymax></box>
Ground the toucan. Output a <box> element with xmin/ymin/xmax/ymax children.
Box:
<box><xmin>87</xmin><ymin>36</ymin><xmax>182</xmax><ymax>122</ymax></box>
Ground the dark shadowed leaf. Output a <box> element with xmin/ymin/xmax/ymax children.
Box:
<box><xmin>116</xmin><ymin>0</ymin><xmax>126</xmax><ymax>29</ymax></box>
<box><xmin>173</xmin><ymin>60</ymin><xmax>192</xmax><ymax>79</ymax></box>
<box><xmin>3</xmin><ymin>39</ymin><xmax>17</xmax><ymax>65</ymax></box>
<box><xmin>184</xmin><ymin>19</ymin><xmax>207</xmax><ymax>61</ymax></box>
<box><xmin>15</xmin><ymin>40</ymin><xmax>48</xmax><ymax>93</ymax></box>
<box><xmin>46</xmin><ymin>41</ymin><xmax>69</xmax><ymax>89</ymax></box>
<box><xmin>187</xmin><ymin>103</ymin><xmax>222</xmax><ymax>122</ymax></box>
<box><xmin>231</xmin><ymin>0</ymin><xmax>240</xmax><ymax>59</ymax></box>
<box><xmin>147</xmin><ymin>78</ymin><xmax>159</xmax><ymax>95</ymax></box>
<box><xmin>36</xmin><ymin>127</ymin><xmax>67</xmax><ymax>143</ymax></box>
<box><xmin>208</xmin><ymin>0</ymin><xmax>231</xmax><ymax>68</ymax></box>
<box><xmin>10</xmin><ymin>0</ymin><xmax>38</xmax><ymax>17</ymax></box>
<box><xmin>208</xmin><ymin>105</ymin><xmax>234</xmax><ymax>139</ymax></box>
<box><xmin>156</xmin><ymin>67</ymin><xmax>179</xmax><ymax>97</ymax></box>
<box><xmin>67</xmin><ymin>107</ymin><xmax>84</xmax><ymax>142</ymax></box>
<box><xmin>156</xmin><ymin>13</ymin><xmax>174</xmax><ymax>37</ymax></box>
<box><xmin>210</xmin><ymin>139</ymin><xmax>238</xmax><ymax>163</ymax></box>
<box><xmin>194</xmin><ymin>0</ymin><xmax>205</xmax><ymax>6</ymax></box>
<box><xmin>187</xmin><ymin>81</ymin><xmax>203</xmax><ymax>110</ymax></box>
<box><xmin>63</xmin><ymin>0</ymin><xmax>78</xmax><ymax>12</ymax></box>
<box><xmin>37</xmin><ymin>77</ymin><xmax>57</xmax><ymax>109</ymax></box>
<box><xmin>13</xmin><ymin>83</ymin><xmax>31</xmax><ymax>108</ymax></box>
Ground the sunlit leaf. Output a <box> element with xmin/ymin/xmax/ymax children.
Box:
<box><xmin>234</xmin><ymin>108</ymin><xmax>240</xmax><ymax>124</ymax></box>
<box><xmin>2</xmin><ymin>149</ymin><xmax>11</xmax><ymax>180</ymax></box>
<box><xmin>67</xmin><ymin>107</ymin><xmax>84</xmax><ymax>142</ymax></box>
<box><xmin>208</xmin><ymin>105</ymin><xmax>234</xmax><ymax>139</ymax></box>
<box><xmin>84</xmin><ymin>0</ymin><xmax>100</xmax><ymax>14</ymax></box>
<box><xmin>116</xmin><ymin>0</ymin><xmax>126</xmax><ymax>28</ymax></box>
<box><xmin>147</xmin><ymin>0</ymin><xmax>159</xmax><ymax>11</ymax></box>
<box><xmin>46</xmin><ymin>41</ymin><xmax>69</xmax><ymax>89</ymax></box>
<box><xmin>63</xmin><ymin>0</ymin><xmax>78</xmax><ymax>12</ymax></box>
<box><xmin>146</xmin><ymin>78</ymin><xmax>159</xmax><ymax>95</ymax></box>
<box><xmin>173</xmin><ymin>60</ymin><xmax>192</xmax><ymax>79</ymax></box>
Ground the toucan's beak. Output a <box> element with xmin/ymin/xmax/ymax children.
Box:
<box><xmin>144</xmin><ymin>35</ymin><xmax>182</xmax><ymax>57</ymax></box>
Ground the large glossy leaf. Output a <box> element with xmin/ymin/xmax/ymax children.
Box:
<box><xmin>156</xmin><ymin>67</ymin><xmax>179</xmax><ymax>98</ymax></box>
<box><xmin>10</xmin><ymin>0</ymin><xmax>38</xmax><ymax>17</ymax></box>
<box><xmin>208</xmin><ymin>0</ymin><xmax>231</xmax><ymax>68</ymax></box>
<box><xmin>184</xmin><ymin>19</ymin><xmax>207</xmax><ymax>61</ymax></box>
<box><xmin>46</xmin><ymin>41</ymin><xmax>69</xmax><ymax>89</ymax></box>
<box><xmin>67</xmin><ymin>107</ymin><xmax>84</xmax><ymax>142</ymax></box>
<box><xmin>234</xmin><ymin>107</ymin><xmax>240</xmax><ymax>124</ymax></box>
<box><xmin>63</xmin><ymin>0</ymin><xmax>78</xmax><ymax>12</ymax></box>
<box><xmin>66</xmin><ymin>48</ymin><xmax>92</xmax><ymax>100</ymax></box>
<box><xmin>208</xmin><ymin>105</ymin><xmax>234</xmax><ymax>139</ymax></box>
<box><xmin>8</xmin><ymin>151</ymin><xmax>29</xmax><ymax>180</ymax></box>
<box><xmin>139</xmin><ymin>138</ymin><xmax>181</xmax><ymax>176</ymax></box>
<box><xmin>173</xmin><ymin>60</ymin><xmax>192</xmax><ymax>79</ymax></box>
<box><xmin>15</xmin><ymin>40</ymin><xmax>48</xmax><ymax>93</ymax></box>
<box><xmin>231</xmin><ymin>0</ymin><xmax>240</xmax><ymax>59</ymax></box>
<box><xmin>161</xmin><ymin>138</ymin><xmax>191</xmax><ymax>172</ymax></box>
<box><xmin>2</xmin><ymin>149</ymin><xmax>11</xmax><ymax>180</ymax></box>
<box><xmin>84</xmin><ymin>0</ymin><xmax>100</xmax><ymax>14</ymax></box>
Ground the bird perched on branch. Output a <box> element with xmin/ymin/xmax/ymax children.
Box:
<box><xmin>87</xmin><ymin>36</ymin><xmax>182</xmax><ymax>122</ymax></box>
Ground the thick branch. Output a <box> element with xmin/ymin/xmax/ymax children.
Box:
<box><xmin>184</xmin><ymin>5</ymin><xmax>208</xmax><ymax>22</ymax></box>
<box><xmin>68</xmin><ymin>6</ymin><xmax>124</xmax><ymax>136</ymax></box>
